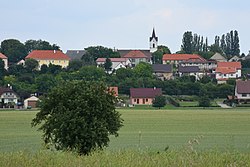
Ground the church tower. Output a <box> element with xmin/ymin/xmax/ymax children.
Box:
<box><xmin>149</xmin><ymin>28</ymin><xmax>158</xmax><ymax>53</ymax></box>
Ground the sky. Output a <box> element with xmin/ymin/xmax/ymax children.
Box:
<box><xmin>0</xmin><ymin>0</ymin><xmax>249</xmax><ymax>54</ymax></box>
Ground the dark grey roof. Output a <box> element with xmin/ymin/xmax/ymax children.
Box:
<box><xmin>236</xmin><ymin>80</ymin><xmax>250</xmax><ymax>94</ymax></box>
<box><xmin>0</xmin><ymin>87</ymin><xmax>18</xmax><ymax>96</ymax></box>
<box><xmin>66</xmin><ymin>50</ymin><xmax>86</xmax><ymax>61</ymax></box>
<box><xmin>130</xmin><ymin>88</ymin><xmax>162</xmax><ymax>98</ymax></box>
<box><xmin>118</xmin><ymin>49</ymin><xmax>152</xmax><ymax>59</ymax></box>
<box><xmin>152</xmin><ymin>64</ymin><xmax>172</xmax><ymax>73</ymax></box>
<box><xmin>178</xmin><ymin>66</ymin><xmax>200</xmax><ymax>73</ymax></box>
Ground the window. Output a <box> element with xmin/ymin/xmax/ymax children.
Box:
<box><xmin>242</xmin><ymin>94</ymin><xmax>247</xmax><ymax>97</ymax></box>
<box><xmin>146</xmin><ymin>99</ymin><xmax>148</xmax><ymax>102</ymax></box>
<box><xmin>143</xmin><ymin>99</ymin><xmax>145</xmax><ymax>104</ymax></box>
<box><xmin>134</xmin><ymin>99</ymin><xmax>136</xmax><ymax>102</ymax></box>
<box><xmin>137</xmin><ymin>99</ymin><xmax>139</xmax><ymax>104</ymax></box>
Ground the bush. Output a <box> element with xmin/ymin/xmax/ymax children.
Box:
<box><xmin>152</xmin><ymin>95</ymin><xmax>166</xmax><ymax>109</ymax></box>
<box><xmin>166</xmin><ymin>96</ymin><xmax>180</xmax><ymax>107</ymax></box>
<box><xmin>198</xmin><ymin>96</ymin><xmax>211</xmax><ymax>107</ymax></box>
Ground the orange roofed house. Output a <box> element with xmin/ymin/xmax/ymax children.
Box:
<box><xmin>215</xmin><ymin>62</ymin><xmax>241</xmax><ymax>84</ymax></box>
<box><xmin>162</xmin><ymin>54</ymin><xmax>206</xmax><ymax>66</ymax></box>
<box><xmin>0</xmin><ymin>53</ymin><xmax>8</xmax><ymax>69</ymax></box>
<box><xmin>118</xmin><ymin>50</ymin><xmax>152</xmax><ymax>67</ymax></box>
<box><xmin>130</xmin><ymin>88</ymin><xmax>162</xmax><ymax>105</ymax></box>
<box><xmin>25</xmin><ymin>50</ymin><xmax>70</xmax><ymax>69</ymax></box>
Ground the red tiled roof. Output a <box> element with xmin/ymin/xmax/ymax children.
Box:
<box><xmin>236</xmin><ymin>80</ymin><xmax>250</xmax><ymax>94</ymax></box>
<box><xmin>130</xmin><ymin>88</ymin><xmax>162</xmax><ymax>98</ymax></box>
<box><xmin>0</xmin><ymin>53</ymin><xmax>7</xmax><ymax>59</ymax></box>
<box><xmin>25</xmin><ymin>50</ymin><xmax>70</xmax><ymax>60</ymax></box>
<box><xmin>162</xmin><ymin>54</ymin><xmax>206</xmax><ymax>61</ymax></box>
<box><xmin>215</xmin><ymin>67</ymin><xmax>236</xmax><ymax>74</ymax></box>
<box><xmin>123</xmin><ymin>50</ymin><xmax>148</xmax><ymax>58</ymax></box>
<box><xmin>108</xmin><ymin>87</ymin><xmax>118</xmax><ymax>96</ymax></box>
<box><xmin>217</xmin><ymin>62</ymin><xmax>241</xmax><ymax>69</ymax></box>
<box><xmin>96</xmin><ymin>58</ymin><xmax>128</xmax><ymax>62</ymax></box>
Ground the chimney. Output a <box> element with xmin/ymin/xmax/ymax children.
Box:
<box><xmin>154</xmin><ymin>87</ymin><xmax>156</xmax><ymax>90</ymax></box>
<box><xmin>54</xmin><ymin>50</ymin><xmax>56</xmax><ymax>53</ymax></box>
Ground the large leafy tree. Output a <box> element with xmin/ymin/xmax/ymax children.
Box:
<box><xmin>134</xmin><ymin>62</ymin><xmax>153</xmax><ymax>78</ymax></box>
<box><xmin>82</xmin><ymin>46</ymin><xmax>119</xmax><ymax>65</ymax></box>
<box><xmin>152</xmin><ymin>45</ymin><xmax>171</xmax><ymax>64</ymax></box>
<box><xmin>181</xmin><ymin>31</ymin><xmax>193</xmax><ymax>54</ymax></box>
<box><xmin>0</xmin><ymin>39</ymin><xmax>27</xmax><ymax>63</ymax></box>
<box><xmin>67</xmin><ymin>60</ymin><xmax>83</xmax><ymax>72</ymax></box>
<box><xmin>25</xmin><ymin>39</ymin><xmax>60</xmax><ymax>53</ymax></box>
<box><xmin>25</xmin><ymin>58</ymin><xmax>39</xmax><ymax>72</ymax></box>
<box><xmin>152</xmin><ymin>95</ymin><xmax>166</xmax><ymax>109</ymax></box>
<box><xmin>0</xmin><ymin>59</ymin><xmax>5</xmax><ymax>79</ymax></box>
<box><xmin>31</xmin><ymin>81</ymin><xmax>123</xmax><ymax>155</ymax></box>
<box><xmin>104</xmin><ymin>58</ymin><xmax>112</xmax><ymax>72</ymax></box>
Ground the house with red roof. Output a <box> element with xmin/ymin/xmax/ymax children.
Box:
<box><xmin>0</xmin><ymin>53</ymin><xmax>8</xmax><ymax>69</ymax></box>
<box><xmin>215</xmin><ymin>62</ymin><xmax>241</xmax><ymax>84</ymax></box>
<box><xmin>162</xmin><ymin>54</ymin><xmax>206</xmax><ymax>66</ymax></box>
<box><xmin>162</xmin><ymin>54</ymin><xmax>217</xmax><ymax>72</ymax></box>
<box><xmin>130</xmin><ymin>88</ymin><xmax>162</xmax><ymax>105</ymax></box>
<box><xmin>235</xmin><ymin>80</ymin><xmax>250</xmax><ymax>102</ymax></box>
<box><xmin>25</xmin><ymin>50</ymin><xmax>70</xmax><ymax>69</ymax></box>
<box><xmin>118</xmin><ymin>50</ymin><xmax>152</xmax><ymax>67</ymax></box>
<box><xmin>96</xmin><ymin>58</ymin><xmax>131</xmax><ymax>73</ymax></box>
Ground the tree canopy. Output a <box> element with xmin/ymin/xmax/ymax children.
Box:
<box><xmin>152</xmin><ymin>45</ymin><xmax>171</xmax><ymax>64</ymax></box>
<box><xmin>152</xmin><ymin>95</ymin><xmax>166</xmax><ymax>109</ymax></box>
<box><xmin>31</xmin><ymin>81</ymin><xmax>123</xmax><ymax>155</ymax></box>
<box><xmin>0</xmin><ymin>39</ymin><xmax>27</xmax><ymax>64</ymax></box>
<box><xmin>25</xmin><ymin>39</ymin><xmax>60</xmax><ymax>53</ymax></box>
<box><xmin>82</xmin><ymin>46</ymin><xmax>120</xmax><ymax>65</ymax></box>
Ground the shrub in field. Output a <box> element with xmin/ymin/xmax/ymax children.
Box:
<box><xmin>198</xmin><ymin>96</ymin><xmax>211</xmax><ymax>107</ymax></box>
<box><xmin>152</xmin><ymin>95</ymin><xmax>166</xmax><ymax>109</ymax></box>
<box><xmin>166</xmin><ymin>96</ymin><xmax>180</xmax><ymax>107</ymax></box>
<box><xmin>31</xmin><ymin>81</ymin><xmax>123</xmax><ymax>155</ymax></box>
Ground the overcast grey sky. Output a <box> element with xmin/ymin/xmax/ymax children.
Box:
<box><xmin>0</xmin><ymin>0</ymin><xmax>249</xmax><ymax>54</ymax></box>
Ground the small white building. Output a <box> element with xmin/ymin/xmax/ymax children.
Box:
<box><xmin>0</xmin><ymin>87</ymin><xmax>18</xmax><ymax>106</ymax></box>
<box><xmin>24</xmin><ymin>96</ymin><xmax>39</xmax><ymax>109</ymax></box>
<box><xmin>96</xmin><ymin>58</ymin><xmax>131</xmax><ymax>73</ymax></box>
<box><xmin>215</xmin><ymin>62</ymin><xmax>241</xmax><ymax>84</ymax></box>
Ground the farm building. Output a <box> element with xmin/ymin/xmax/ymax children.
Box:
<box><xmin>24</xmin><ymin>96</ymin><xmax>39</xmax><ymax>109</ymax></box>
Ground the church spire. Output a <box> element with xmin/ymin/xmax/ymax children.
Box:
<box><xmin>149</xmin><ymin>28</ymin><xmax>158</xmax><ymax>53</ymax></box>
<box><xmin>150</xmin><ymin>28</ymin><xmax>158</xmax><ymax>42</ymax></box>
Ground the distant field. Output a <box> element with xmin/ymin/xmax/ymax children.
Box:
<box><xmin>1</xmin><ymin>108</ymin><xmax>250</xmax><ymax>153</ymax></box>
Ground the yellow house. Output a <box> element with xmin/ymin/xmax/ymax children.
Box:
<box><xmin>25</xmin><ymin>50</ymin><xmax>70</xmax><ymax>69</ymax></box>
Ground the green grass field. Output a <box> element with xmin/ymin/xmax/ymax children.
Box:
<box><xmin>1</xmin><ymin>108</ymin><xmax>250</xmax><ymax>153</ymax></box>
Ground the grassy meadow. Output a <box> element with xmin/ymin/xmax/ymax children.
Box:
<box><xmin>1</xmin><ymin>108</ymin><xmax>250</xmax><ymax>166</ymax></box>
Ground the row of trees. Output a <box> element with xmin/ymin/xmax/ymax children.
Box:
<box><xmin>180</xmin><ymin>30</ymin><xmax>242</xmax><ymax>60</ymax></box>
